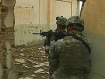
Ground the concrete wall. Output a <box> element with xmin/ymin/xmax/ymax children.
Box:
<box><xmin>14</xmin><ymin>25</ymin><xmax>46</xmax><ymax>46</ymax></box>
<box><xmin>81</xmin><ymin>0</ymin><xmax>105</xmax><ymax>78</ymax></box>
<box><xmin>50</xmin><ymin>0</ymin><xmax>78</xmax><ymax>30</ymax></box>
<box><xmin>14</xmin><ymin>0</ymin><xmax>78</xmax><ymax>45</ymax></box>
<box><xmin>14</xmin><ymin>0</ymin><xmax>48</xmax><ymax>25</ymax></box>
<box><xmin>14</xmin><ymin>0</ymin><xmax>49</xmax><ymax>45</ymax></box>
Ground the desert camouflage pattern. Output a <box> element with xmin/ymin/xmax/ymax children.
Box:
<box><xmin>50</xmin><ymin>31</ymin><xmax>91</xmax><ymax>79</ymax></box>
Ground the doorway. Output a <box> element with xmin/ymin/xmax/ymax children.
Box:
<box><xmin>55</xmin><ymin>1</ymin><xmax>72</xmax><ymax>18</ymax></box>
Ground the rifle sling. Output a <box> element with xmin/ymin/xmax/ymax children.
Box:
<box><xmin>67</xmin><ymin>34</ymin><xmax>91</xmax><ymax>54</ymax></box>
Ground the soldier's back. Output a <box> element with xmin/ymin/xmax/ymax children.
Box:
<box><xmin>51</xmin><ymin>32</ymin><xmax>91</xmax><ymax>79</ymax></box>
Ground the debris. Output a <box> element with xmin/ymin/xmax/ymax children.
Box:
<box><xmin>14</xmin><ymin>41</ymin><xmax>48</xmax><ymax>78</ymax></box>
<box><xmin>40</xmin><ymin>51</ymin><xmax>46</xmax><ymax>53</ymax></box>
<box><xmin>24</xmin><ymin>77</ymin><xmax>32</xmax><ymax>79</ymax></box>
<box><xmin>38</xmin><ymin>48</ymin><xmax>42</xmax><ymax>50</ymax></box>
<box><xmin>34</xmin><ymin>69</ymin><xmax>44</xmax><ymax>73</ymax></box>
<box><xmin>20</xmin><ymin>49</ymin><xmax>23</xmax><ymax>52</ymax></box>
<box><xmin>41</xmin><ymin>76</ymin><xmax>45</xmax><ymax>78</ymax></box>
<box><xmin>44</xmin><ymin>62</ymin><xmax>49</xmax><ymax>66</ymax></box>
<box><xmin>19</xmin><ymin>77</ymin><xmax>32</xmax><ymax>79</ymax></box>
<box><xmin>15</xmin><ymin>59</ymin><xmax>25</xmax><ymax>63</ymax></box>
<box><xmin>18</xmin><ymin>77</ymin><xmax>24</xmax><ymax>79</ymax></box>
<box><xmin>20</xmin><ymin>53</ymin><xmax>24</xmax><ymax>56</ymax></box>
<box><xmin>33</xmin><ymin>63</ymin><xmax>45</xmax><ymax>68</ymax></box>
<box><xmin>30</xmin><ymin>74</ymin><xmax>36</xmax><ymax>77</ymax></box>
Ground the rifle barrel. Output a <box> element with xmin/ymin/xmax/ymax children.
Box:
<box><xmin>33</xmin><ymin>33</ymin><xmax>40</xmax><ymax>34</ymax></box>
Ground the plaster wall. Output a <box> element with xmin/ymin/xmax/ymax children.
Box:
<box><xmin>81</xmin><ymin>0</ymin><xmax>105</xmax><ymax>78</ymax></box>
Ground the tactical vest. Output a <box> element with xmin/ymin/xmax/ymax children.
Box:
<box><xmin>58</xmin><ymin>35</ymin><xmax>90</xmax><ymax>75</ymax></box>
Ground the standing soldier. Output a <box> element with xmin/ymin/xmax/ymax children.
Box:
<box><xmin>44</xmin><ymin>16</ymin><xmax>67</xmax><ymax>79</ymax></box>
<box><xmin>50</xmin><ymin>16</ymin><xmax>92</xmax><ymax>79</ymax></box>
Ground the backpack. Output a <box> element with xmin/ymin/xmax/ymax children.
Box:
<box><xmin>58</xmin><ymin>35</ymin><xmax>91</xmax><ymax>74</ymax></box>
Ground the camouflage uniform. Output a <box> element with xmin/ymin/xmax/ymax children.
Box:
<box><xmin>44</xmin><ymin>16</ymin><xmax>67</xmax><ymax>79</ymax></box>
<box><xmin>50</xmin><ymin>16</ymin><xmax>92</xmax><ymax>79</ymax></box>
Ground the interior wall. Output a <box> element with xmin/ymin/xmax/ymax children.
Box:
<box><xmin>14</xmin><ymin>0</ymin><xmax>78</xmax><ymax>45</ymax></box>
<box><xmin>50</xmin><ymin>0</ymin><xmax>77</xmax><ymax>30</ymax></box>
<box><xmin>81</xmin><ymin>0</ymin><xmax>105</xmax><ymax>78</ymax></box>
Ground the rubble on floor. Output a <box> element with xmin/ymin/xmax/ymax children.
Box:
<box><xmin>14</xmin><ymin>40</ymin><xmax>49</xmax><ymax>79</ymax></box>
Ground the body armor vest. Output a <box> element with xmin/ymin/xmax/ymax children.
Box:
<box><xmin>58</xmin><ymin>35</ymin><xmax>90</xmax><ymax>75</ymax></box>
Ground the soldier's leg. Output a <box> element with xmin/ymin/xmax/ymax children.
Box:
<box><xmin>49</xmin><ymin>58</ymin><xmax>59</xmax><ymax>79</ymax></box>
<box><xmin>48</xmin><ymin>57</ymin><xmax>53</xmax><ymax>79</ymax></box>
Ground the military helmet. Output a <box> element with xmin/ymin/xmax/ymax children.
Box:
<box><xmin>56</xmin><ymin>16</ymin><xmax>67</xmax><ymax>26</ymax></box>
<box><xmin>66</xmin><ymin>16</ymin><xmax>84</xmax><ymax>31</ymax></box>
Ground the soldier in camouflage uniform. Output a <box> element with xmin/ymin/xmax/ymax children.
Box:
<box><xmin>50</xmin><ymin>16</ymin><xmax>92</xmax><ymax>79</ymax></box>
<box><xmin>44</xmin><ymin>16</ymin><xmax>67</xmax><ymax>79</ymax></box>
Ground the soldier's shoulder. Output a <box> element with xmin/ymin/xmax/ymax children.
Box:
<box><xmin>81</xmin><ymin>35</ymin><xmax>91</xmax><ymax>43</ymax></box>
<box><xmin>81</xmin><ymin>35</ymin><xmax>92</xmax><ymax>48</ymax></box>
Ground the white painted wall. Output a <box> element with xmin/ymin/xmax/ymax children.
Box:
<box><xmin>14</xmin><ymin>25</ymin><xmax>45</xmax><ymax>46</ymax></box>
<box><xmin>14</xmin><ymin>0</ymin><xmax>40</xmax><ymax>24</ymax></box>
<box><xmin>50</xmin><ymin>0</ymin><xmax>77</xmax><ymax>30</ymax></box>
<box><xmin>14</xmin><ymin>0</ymin><xmax>78</xmax><ymax>46</ymax></box>
<box><xmin>55</xmin><ymin>1</ymin><xmax>72</xmax><ymax>18</ymax></box>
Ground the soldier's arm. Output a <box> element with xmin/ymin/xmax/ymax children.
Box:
<box><xmin>49</xmin><ymin>39</ymin><xmax>63</xmax><ymax>58</ymax></box>
<box><xmin>44</xmin><ymin>37</ymin><xmax>50</xmax><ymax>54</ymax></box>
<box><xmin>84</xmin><ymin>37</ymin><xmax>92</xmax><ymax>74</ymax></box>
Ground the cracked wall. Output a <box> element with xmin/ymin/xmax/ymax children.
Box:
<box><xmin>81</xmin><ymin>0</ymin><xmax>105</xmax><ymax>79</ymax></box>
<box><xmin>0</xmin><ymin>0</ymin><xmax>16</xmax><ymax>79</ymax></box>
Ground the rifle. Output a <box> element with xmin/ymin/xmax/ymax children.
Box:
<box><xmin>33</xmin><ymin>30</ymin><xmax>53</xmax><ymax>45</ymax></box>
<box><xmin>33</xmin><ymin>30</ymin><xmax>53</xmax><ymax>36</ymax></box>
<box><xmin>33</xmin><ymin>30</ymin><xmax>66</xmax><ymax>45</ymax></box>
